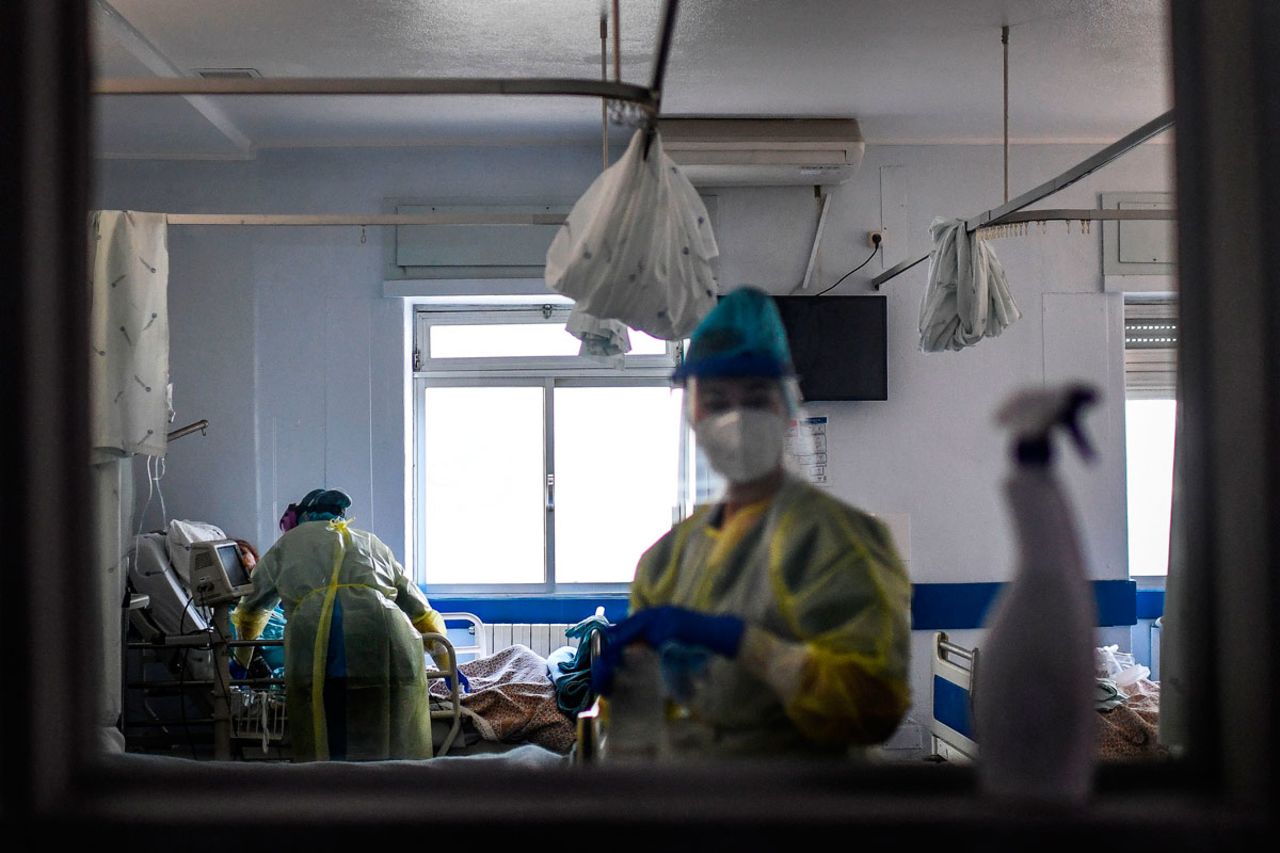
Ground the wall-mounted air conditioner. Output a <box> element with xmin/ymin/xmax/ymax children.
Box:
<box><xmin>660</xmin><ymin>118</ymin><xmax>864</xmax><ymax>186</ymax></box>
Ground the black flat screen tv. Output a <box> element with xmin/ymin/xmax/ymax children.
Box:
<box><xmin>772</xmin><ymin>295</ymin><xmax>888</xmax><ymax>401</ymax></box>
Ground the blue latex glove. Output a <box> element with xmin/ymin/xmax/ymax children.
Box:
<box><xmin>590</xmin><ymin>653</ymin><xmax>617</xmax><ymax>697</ymax></box>
<box><xmin>608</xmin><ymin>606</ymin><xmax>746</xmax><ymax>658</ymax></box>
<box><xmin>444</xmin><ymin>670</ymin><xmax>472</xmax><ymax>694</ymax></box>
<box><xmin>592</xmin><ymin>606</ymin><xmax>745</xmax><ymax>696</ymax></box>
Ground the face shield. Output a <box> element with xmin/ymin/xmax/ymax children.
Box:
<box><xmin>673</xmin><ymin>287</ymin><xmax>812</xmax><ymax>489</ymax></box>
<box><xmin>683</xmin><ymin>375</ymin><xmax>808</xmax><ymax>485</ymax></box>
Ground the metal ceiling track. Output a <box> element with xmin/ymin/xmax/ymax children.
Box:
<box><xmin>871</xmin><ymin>109</ymin><xmax>1175</xmax><ymax>290</ymax></box>
<box><xmin>93</xmin><ymin>0</ymin><xmax>680</xmax><ymax>118</ymax></box>
<box><xmin>164</xmin><ymin>213</ymin><xmax>567</xmax><ymax>226</ymax></box>
<box><xmin>159</xmin><ymin>206</ymin><xmax>1175</xmax><ymax>230</ymax></box>
<box><xmin>95</xmin><ymin>76</ymin><xmax>656</xmax><ymax>105</ymax></box>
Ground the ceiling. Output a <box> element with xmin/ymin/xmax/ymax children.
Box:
<box><xmin>92</xmin><ymin>0</ymin><xmax>1172</xmax><ymax>159</ymax></box>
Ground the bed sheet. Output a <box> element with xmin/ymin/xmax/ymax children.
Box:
<box><xmin>429</xmin><ymin>644</ymin><xmax>576</xmax><ymax>754</ymax></box>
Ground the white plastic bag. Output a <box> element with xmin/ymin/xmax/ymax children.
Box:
<box><xmin>1097</xmin><ymin>644</ymin><xmax>1151</xmax><ymax>688</ymax></box>
<box><xmin>546</xmin><ymin>129</ymin><xmax>719</xmax><ymax>341</ymax></box>
<box><xmin>166</xmin><ymin>518</ymin><xmax>227</xmax><ymax>586</ymax></box>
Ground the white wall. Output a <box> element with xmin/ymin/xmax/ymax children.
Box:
<box><xmin>100</xmin><ymin>146</ymin><xmax>605</xmax><ymax>551</ymax></box>
<box><xmin>714</xmin><ymin>142</ymin><xmax>1172</xmax><ymax>586</ymax></box>
<box><xmin>709</xmin><ymin>142</ymin><xmax>1172</xmax><ymax>735</ymax></box>
<box><xmin>98</xmin><ymin>138</ymin><xmax>1172</xmax><ymax>740</ymax></box>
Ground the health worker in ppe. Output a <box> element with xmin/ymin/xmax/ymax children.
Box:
<box><xmin>594</xmin><ymin>287</ymin><xmax>912</xmax><ymax>757</ymax></box>
<box><xmin>232</xmin><ymin>489</ymin><xmax>454</xmax><ymax>761</ymax></box>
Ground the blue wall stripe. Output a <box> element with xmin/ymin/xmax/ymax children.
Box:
<box><xmin>425</xmin><ymin>580</ymin><xmax>1145</xmax><ymax>630</ymax></box>
<box><xmin>910</xmin><ymin>580</ymin><xmax>1137</xmax><ymax>630</ymax></box>
<box><xmin>427</xmin><ymin>595</ymin><xmax>630</xmax><ymax>625</ymax></box>
<box><xmin>1135</xmin><ymin>589</ymin><xmax>1165</xmax><ymax>620</ymax></box>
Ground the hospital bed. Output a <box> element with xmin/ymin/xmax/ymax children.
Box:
<box><xmin>124</xmin><ymin>530</ymin><xmax>599</xmax><ymax>760</ymax></box>
<box><xmin>125</xmin><ymin>530</ymin><xmax>475</xmax><ymax>758</ymax></box>
<box><xmin>928</xmin><ymin>632</ymin><xmax>979</xmax><ymax>761</ymax></box>
<box><xmin>220</xmin><ymin>615</ymin><xmax>484</xmax><ymax>757</ymax></box>
<box><xmin>926</xmin><ymin>631</ymin><xmax>1164</xmax><ymax>763</ymax></box>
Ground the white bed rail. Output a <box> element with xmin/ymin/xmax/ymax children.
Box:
<box><xmin>439</xmin><ymin>611</ymin><xmax>487</xmax><ymax>660</ymax></box>
<box><xmin>422</xmin><ymin>631</ymin><xmax>463</xmax><ymax>757</ymax></box>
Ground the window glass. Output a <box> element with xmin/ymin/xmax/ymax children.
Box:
<box><xmin>429</xmin><ymin>322</ymin><xmax>669</xmax><ymax>359</ymax></box>
<box><xmin>430</xmin><ymin>323</ymin><xmax>581</xmax><ymax>358</ymax></box>
<box><xmin>1126</xmin><ymin>398</ymin><xmax>1176</xmax><ymax>576</ymax></box>
<box><xmin>553</xmin><ymin>387</ymin><xmax>684</xmax><ymax>583</ymax></box>
<box><xmin>422</xmin><ymin>386</ymin><xmax>545</xmax><ymax>584</ymax></box>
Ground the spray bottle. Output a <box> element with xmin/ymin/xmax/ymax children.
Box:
<box><xmin>975</xmin><ymin>384</ymin><xmax>1099</xmax><ymax>805</ymax></box>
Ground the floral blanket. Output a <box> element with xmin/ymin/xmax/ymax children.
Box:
<box><xmin>429</xmin><ymin>644</ymin><xmax>576</xmax><ymax>754</ymax></box>
<box><xmin>1095</xmin><ymin>678</ymin><xmax>1165</xmax><ymax>761</ymax></box>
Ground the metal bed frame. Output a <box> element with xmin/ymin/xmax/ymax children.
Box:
<box><xmin>929</xmin><ymin>631</ymin><xmax>979</xmax><ymax>761</ymax></box>
<box><xmin>574</xmin><ymin>630</ymin><xmax>606</xmax><ymax>765</ymax></box>
<box><xmin>124</xmin><ymin>611</ymin><xmax>475</xmax><ymax>759</ymax></box>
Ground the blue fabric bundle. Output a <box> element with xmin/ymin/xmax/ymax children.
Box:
<box><xmin>549</xmin><ymin>613</ymin><xmax>611</xmax><ymax>718</ymax></box>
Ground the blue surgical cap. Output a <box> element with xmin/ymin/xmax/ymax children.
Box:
<box><xmin>296</xmin><ymin>488</ymin><xmax>351</xmax><ymax>523</ymax></box>
<box><xmin>672</xmin><ymin>287</ymin><xmax>794</xmax><ymax>383</ymax></box>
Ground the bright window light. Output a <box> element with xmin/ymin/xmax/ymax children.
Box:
<box><xmin>553</xmin><ymin>387</ymin><xmax>684</xmax><ymax>583</ymax></box>
<box><xmin>423</xmin><ymin>386</ymin><xmax>545</xmax><ymax>584</ymax></box>
<box><xmin>431</xmin><ymin>324</ymin><xmax>580</xmax><ymax>358</ymax></box>
<box><xmin>1126</xmin><ymin>399</ymin><xmax>1176</xmax><ymax>576</ymax></box>
<box><xmin>414</xmin><ymin>308</ymin><xmax>684</xmax><ymax>590</ymax></box>
<box><xmin>430</xmin><ymin>323</ymin><xmax>668</xmax><ymax>358</ymax></box>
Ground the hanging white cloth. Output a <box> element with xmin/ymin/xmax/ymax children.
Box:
<box><xmin>91</xmin><ymin>457</ymin><xmax>133</xmax><ymax>754</ymax></box>
<box><xmin>546</xmin><ymin>129</ymin><xmax>719</xmax><ymax>341</ymax></box>
<box><xmin>918</xmin><ymin>217</ymin><xmax>1020</xmax><ymax>352</ymax></box>
<box><xmin>90</xmin><ymin>211</ymin><xmax>171</xmax><ymax>459</ymax></box>
<box><xmin>89</xmin><ymin>210</ymin><xmax>169</xmax><ymax>753</ymax></box>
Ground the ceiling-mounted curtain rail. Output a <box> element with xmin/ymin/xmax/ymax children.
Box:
<box><xmin>158</xmin><ymin>207</ymin><xmax>1173</xmax><ymax>229</ymax></box>
<box><xmin>93</xmin><ymin>76</ymin><xmax>657</xmax><ymax>107</ymax></box>
<box><xmin>643</xmin><ymin>0</ymin><xmax>681</xmax><ymax>158</ymax></box>
<box><xmin>985</xmin><ymin>208</ymin><xmax>1176</xmax><ymax>224</ymax></box>
<box><xmin>94</xmin><ymin>0</ymin><xmax>682</xmax><ymax>116</ymax></box>
<box><xmin>871</xmin><ymin>109</ymin><xmax>1175</xmax><ymax>290</ymax></box>
<box><xmin>164</xmin><ymin>213</ymin><xmax>567</xmax><ymax>226</ymax></box>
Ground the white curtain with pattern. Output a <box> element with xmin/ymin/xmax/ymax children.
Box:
<box><xmin>89</xmin><ymin>211</ymin><xmax>170</xmax><ymax>752</ymax></box>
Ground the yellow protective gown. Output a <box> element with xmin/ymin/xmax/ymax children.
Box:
<box><xmin>630</xmin><ymin>476</ymin><xmax>912</xmax><ymax>756</ymax></box>
<box><xmin>232</xmin><ymin>519</ymin><xmax>446</xmax><ymax>761</ymax></box>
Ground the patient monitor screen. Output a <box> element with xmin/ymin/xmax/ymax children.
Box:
<box><xmin>216</xmin><ymin>542</ymin><xmax>250</xmax><ymax>588</ymax></box>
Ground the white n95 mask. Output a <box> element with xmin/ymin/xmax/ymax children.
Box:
<box><xmin>694</xmin><ymin>408</ymin><xmax>788</xmax><ymax>484</ymax></box>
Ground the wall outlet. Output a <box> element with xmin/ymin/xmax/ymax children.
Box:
<box><xmin>868</xmin><ymin>229</ymin><xmax>884</xmax><ymax>249</ymax></box>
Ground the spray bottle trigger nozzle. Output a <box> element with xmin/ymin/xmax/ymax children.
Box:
<box><xmin>1060</xmin><ymin>388</ymin><xmax>1098</xmax><ymax>462</ymax></box>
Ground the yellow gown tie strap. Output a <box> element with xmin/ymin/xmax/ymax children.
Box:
<box><xmin>309</xmin><ymin>518</ymin><xmax>352</xmax><ymax>760</ymax></box>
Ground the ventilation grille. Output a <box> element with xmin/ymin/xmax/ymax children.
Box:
<box><xmin>193</xmin><ymin>68</ymin><xmax>261</xmax><ymax>79</ymax></box>
<box><xmin>1124</xmin><ymin>302</ymin><xmax>1178</xmax><ymax>398</ymax></box>
<box><xmin>1124</xmin><ymin>319</ymin><xmax>1178</xmax><ymax>349</ymax></box>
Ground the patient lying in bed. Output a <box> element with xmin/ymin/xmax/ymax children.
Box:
<box><xmin>1093</xmin><ymin>645</ymin><xmax>1164</xmax><ymax>761</ymax></box>
<box><xmin>928</xmin><ymin>634</ymin><xmax>1167</xmax><ymax>764</ymax></box>
<box><xmin>429</xmin><ymin>644</ymin><xmax>578</xmax><ymax>754</ymax></box>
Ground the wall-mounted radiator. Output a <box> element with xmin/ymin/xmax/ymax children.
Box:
<box><xmin>480</xmin><ymin>623</ymin><xmax>580</xmax><ymax>658</ymax></box>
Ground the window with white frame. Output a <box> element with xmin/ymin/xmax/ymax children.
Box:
<box><xmin>1124</xmin><ymin>299</ymin><xmax>1178</xmax><ymax>577</ymax></box>
<box><xmin>412</xmin><ymin>303</ymin><xmax>692</xmax><ymax>592</ymax></box>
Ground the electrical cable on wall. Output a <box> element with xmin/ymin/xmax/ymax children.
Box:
<box><xmin>135</xmin><ymin>454</ymin><xmax>170</xmax><ymax>536</ymax></box>
<box><xmin>815</xmin><ymin>236</ymin><xmax>882</xmax><ymax>296</ymax></box>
